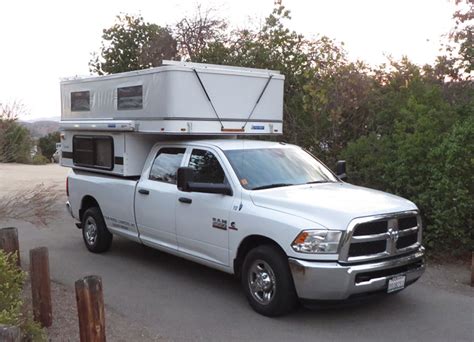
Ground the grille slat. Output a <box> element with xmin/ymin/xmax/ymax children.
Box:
<box><xmin>399</xmin><ymin>216</ymin><xmax>418</xmax><ymax>230</ymax></box>
<box><xmin>397</xmin><ymin>233</ymin><xmax>418</xmax><ymax>249</ymax></box>
<box><xmin>352</xmin><ymin>220</ymin><xmax>388</xmax><ymax>236</ymax></box>
<box><xmin>349</xmin><ymin>240</ymin><xmax>386</xmax><ymax>257</ymax></box>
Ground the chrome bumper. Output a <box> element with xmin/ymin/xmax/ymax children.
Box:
<box><xmin>289</xmin><ymin>248</ymin><xmax>425</xmax><ymax>300</ymax></box>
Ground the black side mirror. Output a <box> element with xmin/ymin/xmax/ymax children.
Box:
<box><xmin>177</xmin><ymin>166</ymin><xmax>233</xmax><ymax>196</ymax></box>
<box><xmin>177</xmin><ymin>167</ymin><xmax>194</xmax><ymax>192</ymax></box>
<box><xmin>336</xmin><ymin>160</ymin><xmax>347</xmax><ymax>181</ymax></box>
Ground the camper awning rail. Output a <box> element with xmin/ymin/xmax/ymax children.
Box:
<box><xmin>59</xmin><ymin>120</ymin><xmax>136</xmax><ymax>131</ymax></box>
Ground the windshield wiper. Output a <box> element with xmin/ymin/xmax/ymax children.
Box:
<box><xmin>252</xmin><ymin>183</ymin><xmax>294</xmax><ymax>190</ymax></box>
<box><xmin>305</xmin><ymin>180</ymin><xmax>331</xmax><ymax>184</ymax></box>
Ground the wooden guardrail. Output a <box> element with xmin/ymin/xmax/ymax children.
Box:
<box><xmin>30</xmin><ymin>247</ymin><xmax>53</xmax><ymax>327</ymax></box>
<box><xmin>75</xmin><ymin>275</ymin><xmax>106</xmax><ymax>342</ymax></box>
<box><xmin>0</xmin><ymin>227</ymin><xmax>20</xmax><ymax>266</ymax></box>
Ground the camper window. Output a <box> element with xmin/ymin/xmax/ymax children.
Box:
<box><xmin>117</xmin><ymin>85</ymin><xmax>143</xmax><ymax>110</ymax></box>
<box><xmin>72</xmin><ymin>135</ymin><xmax>114</xmax><ymax>170</ymax></box>
<box><xmin>71</xmin><ymin>91</ymin><xmax>90</xmax><ymax>111</ymax></box>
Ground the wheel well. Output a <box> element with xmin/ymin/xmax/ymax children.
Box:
<box><xmin>79</xmin><ymin>195</ymin><xmax>100</xmax><ymax>222</ymax></box>
<box><xmin>233</xmin><ymin>235</ymin><xmax>286</xmax><ymax>278</ymax></box>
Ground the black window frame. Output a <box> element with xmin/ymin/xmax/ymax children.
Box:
<box><xmin>149</xmin><ymin>147</ymin><xmax>186</xmax><ymax>184</ymax></box>
<box><xmin>117</xmin><ymin>85</ymin><xmax>143</xmax><ymax>110</ymax></box>
<box><xmin>72</xmin><ymin>135</ymin><xmax>114</xmax><ymax>171</ymax></box>
<box><xmin>70</xmin><ymin>91</ymin><xmax>91</xmax><ymax>112</ymax></box>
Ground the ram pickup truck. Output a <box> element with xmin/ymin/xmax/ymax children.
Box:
<box><xmin>66</xmin><ymin>139</ymin><xmax>425</xmax><ymax>316</ymax></box>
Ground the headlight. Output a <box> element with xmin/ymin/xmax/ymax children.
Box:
<box><xmin>291</xmin><ymin>230</ymin><xmax>342</xmax><ymax>254</ymax></box>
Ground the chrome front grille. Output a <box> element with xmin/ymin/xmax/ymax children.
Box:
<box><xmin>339</xmin><ymin>211</ymin><xmax>422</xmax><ymax>263</ymax></box>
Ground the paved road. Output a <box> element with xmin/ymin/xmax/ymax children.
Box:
<box><xmin>1</xmin><ymin>164</ymin><xmax>473</xmax><ymax>341</ymax></box>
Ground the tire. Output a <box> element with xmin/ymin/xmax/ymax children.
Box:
<box><xmin>241</xmin><ymin>244</ymin><xmax>298</xmax><ymax>316</ymax></box>
<box><xmin>81</xmin><ymin>207</ymin><xmax>113</xmax><ymax>253</ymax></box>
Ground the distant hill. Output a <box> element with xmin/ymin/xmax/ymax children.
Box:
<box><xmin>19</xmin><ymin>120</ymin><xmax>60</xmax><ymax>138</ymax></box>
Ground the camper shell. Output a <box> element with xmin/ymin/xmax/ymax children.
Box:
<box><xmin>60</xmin><ymin>61</ymin><xmax>284</xmax><ymax>176</ymax></box>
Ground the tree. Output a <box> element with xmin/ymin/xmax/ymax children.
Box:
<box><xmin>90</xmin><ymin>14</ymin><xmax>178</xmax><ymax>75</ymax></box>
<box><xmin>0</xmin><ymin>101</ymin><xmax>31</xmax><ymax>163</ymax></box>
<box><xmin>174</xmin><ymin>6</ymin><xmax>227</xmax><ymax>61</ymax></box>
<box><xmin>38</xmin><ymin>131</ymin><xmax>60</xmax><ymax>160</ymax></box>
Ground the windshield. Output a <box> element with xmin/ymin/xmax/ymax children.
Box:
<box><xmin>224</xmin><ymin>147</ymin><xmax>338</xmax><ymax>190</ymax></box>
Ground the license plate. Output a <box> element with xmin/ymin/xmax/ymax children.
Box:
<box><xmin>387</xmin><ymin>275</ymin><xmax>406</xmax><ymax>293</ymax></box>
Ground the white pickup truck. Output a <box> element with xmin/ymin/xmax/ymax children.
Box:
<box><xmin>66</xmin><ymin>138</ymin><xmax>425</xmax><ymax>316</ymax></box>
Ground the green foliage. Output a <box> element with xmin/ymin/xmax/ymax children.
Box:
<box><xmin>0</xmin><ymin>250</ymin><xmax>46</xmax><ymax>341</ymax></box>
<box><xmin>0</xmin><ymin>102</ymin><xmax>32</xmax><ymax>163</ymax></box>
<box><xmin>38</xmin><ymin>132</ymin><xmax>60</xmax><ymax>160</ymax></box>
<box><xmin>31</xmin><ymin>154</ymin><xmax>50</xmax><ymax>165</ymax></box>
<box><xmin>342</xmin><ymin>63</ymin><xmax>473</xmax><ymax>254</ymax></box>
<box><xmin>90</xmin><ymin>14</ymin><xmax>177</xmax><ymax>75</ymax></box>
<box><xmin>0</xmin><ymin>123</ymin><xmax>32</xmax><ymax>164</ymax></box>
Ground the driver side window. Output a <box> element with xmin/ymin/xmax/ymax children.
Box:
<box><xmin>188</xmin><ymin>149</ymin><xmax>226</xmax><ymax>184</ymax></box>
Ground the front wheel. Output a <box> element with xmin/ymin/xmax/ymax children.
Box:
<box><xmin>82</xmin><ymin>207</ymin><xmax>113</xmax><ymax>253</ymax></box>
<box><xmin>241</xmin><ymin>244</ymin><xmax>298</xmax><ymax>316</ymax></box>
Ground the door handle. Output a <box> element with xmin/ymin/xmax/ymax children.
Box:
<box><xmin>138</xmin><ymin>189</ymin><xmax>150</xmax><ymax>195</ymax></box>
<box><xmin>179</xmin><ymin>197</ymin><xmax>192</xmax><ymax>204</ymax></box>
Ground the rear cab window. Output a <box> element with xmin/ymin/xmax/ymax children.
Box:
<box><xmin>149</xmin><ymin>147</ymin><xmax>186</xmax><ymax>184</ymax></box>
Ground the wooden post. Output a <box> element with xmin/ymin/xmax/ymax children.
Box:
<box><xmin>0</xmin><ymin>324</ymin><xmax>20</xmax><ymax>342</ymax></box>
<box><xmin>30</xmin><ymin>247</ymin><xmax>52</xmax><ymax>327</ymax></box>
<box><xmin>0</xmin><ymin>227</ymin><xmax>20</xmax><ymax>266</ymax></box>
<box><xmin>75</xmin><ymin>276</ymin><xmax>106</xmax><ymax>342</ymax></box>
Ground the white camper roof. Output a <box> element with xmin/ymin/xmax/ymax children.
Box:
<box><xmin>60</xmin><ymin>61</ymin><xmax>284</xmax><ymax>135</ymax></box>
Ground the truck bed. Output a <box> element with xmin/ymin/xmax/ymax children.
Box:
<box><xmin>68</xmin><ymin>170</ymin><xmax>141</xmax><ymax>242</ymax></box>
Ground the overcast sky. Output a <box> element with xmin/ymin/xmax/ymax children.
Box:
<box><xmin>0</xmin><ymin>0</ymin><xmax>456</xmax><ymax>120</ymax></box>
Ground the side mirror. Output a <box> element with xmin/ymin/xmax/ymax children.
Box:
<box><xmin>177</xmin><ymin>167</ymin><xmax>194</xmax><ymax>192</ymax></box>
<box><xmin>177</xmin><ymin>166</ymin><xmax>233</xmax><ymax>196</ymax></box>
<box><xmin>336</xmin><ymin>160</ymin><xmax>347</xmax><ymax>181</ymax></box>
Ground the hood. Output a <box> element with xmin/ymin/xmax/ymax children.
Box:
<box><xmin>250</xmin><ymin>182</ymin><xmax>417</xmax><ymax>230</ymax></box>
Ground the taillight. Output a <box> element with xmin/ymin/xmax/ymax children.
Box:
<box><xmin>66</xmin><ymin>177</ymin><xmax>69</xmax><ymax>197</ymax></box>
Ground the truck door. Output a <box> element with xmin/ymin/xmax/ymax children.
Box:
<box><xmin>135</xmin><ymin>147</ymin><xmax>186</xmax><ymax>251</ymax></box>
<box><xmin>176</xmin><ymin>148</ymin><xmax>234</xmax><ymax>266</ymax></box>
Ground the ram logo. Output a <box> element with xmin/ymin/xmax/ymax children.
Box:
<box><xmin>212</xmin><ymin>218</ymin><xmax>227</xmax><ymax>230</ymax></box>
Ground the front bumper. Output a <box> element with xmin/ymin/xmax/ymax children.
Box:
<box><xmin>289</xmin><ymin>247</ymin><xmax>425</xmax><ymax>300</ymax></box>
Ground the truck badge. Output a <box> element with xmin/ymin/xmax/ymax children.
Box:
<box><xmin>212</xmin><ymin>218</ymin><xmax>227</xmax><ymax>230</ymax></box>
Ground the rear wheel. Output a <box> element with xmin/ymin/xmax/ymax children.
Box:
<box><xmin>82</xmin><ymin>207</ymin><xmax>112</xmax><ymax>253</ymax></box>
<box><xmin>241</xmin><ymin>244</ymin><xmax>298</xmax><ymax>316</ymax></box>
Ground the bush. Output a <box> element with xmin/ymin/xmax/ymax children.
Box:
<box><xmin>0</xmin><ymin>250</ymin><xmax>46</xmax><ymax>341</ymax></box>
<box><xmin>38</xmin><ymin>132</ymin><xmax>60</xmax><ymax>160</ymax></box>
<box><xmin>31</xmin><ymin>155</ymin><xmax>50</xmax><ymax>165</ymax></box>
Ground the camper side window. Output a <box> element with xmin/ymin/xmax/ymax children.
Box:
<box><xmin>117</xmin><ymin>85</ymin><xmax>143</xmax><ymax>110</ymax></box>
<box><xmin>71</xmin><ymin>91</ymin><xmax>90</xmax><ymax>111</ymax></box>
<box><xmin>72</xmin><ymin>136</ymin><xmax>114</xmax><ymax>170</ymax></box>
<box><xmin>149</xmin><ymin>148</ymin><xmax>186</xmax><ymax>184</ymax></box>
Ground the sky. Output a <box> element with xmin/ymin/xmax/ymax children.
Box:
<box><xmin>0</xmin><ymin>0</ymin><xmax>457</xmax><ymax>120</ymax></box>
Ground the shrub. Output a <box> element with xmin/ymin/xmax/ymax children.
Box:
<box><xmin>31</xmin><ymin>155</ymin><xmax>50</xmax><ymax>165</ymax></box>
<box><xmin>0</xmin><ymin>250</ymin><xmax>46</xmax><ymax>341</ymax></box>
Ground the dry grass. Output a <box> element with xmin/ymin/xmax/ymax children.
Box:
<box><xmin>0</xmin><ymin>184</ymin><xmax>58</xmax><ymax>225</ymax></box>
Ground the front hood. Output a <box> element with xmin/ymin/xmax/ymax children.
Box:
<box><xmin>250</xmin><ymin>182</ymin><xmax>417</xmax><ymax>230</ymax></box>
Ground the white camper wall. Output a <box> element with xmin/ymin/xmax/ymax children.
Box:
<box><xmin>60</xmin><ymin>62</ymin><xmax>284</xmax><ymax>135</ymax></box>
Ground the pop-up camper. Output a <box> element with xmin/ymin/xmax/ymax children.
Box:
<box><xmin>59</xmin><ymin>60</ymin><xmax>284</xmax><ymax>176</ymax></box>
